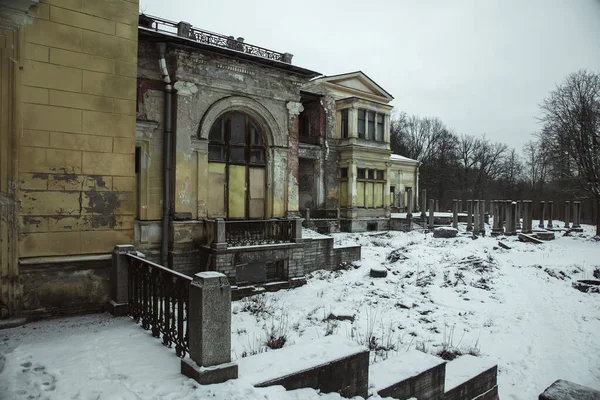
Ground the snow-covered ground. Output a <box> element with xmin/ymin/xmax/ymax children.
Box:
<box><xmin>1</xmin><ymin>221</ymin><xmax>599</xmax><ymax>399</ymax></box>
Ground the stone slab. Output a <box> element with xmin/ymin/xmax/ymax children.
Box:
<box><xmin>0</xmin><ymin>316</ymin><xmax>27</xmax><ymax>330</ymax></box>
<box><xmin>539</xmin><ymin>379</ymin><xmax>600</xmax><ymax>400</ymax></box>
<box><xmin>497</xmin><ymin>241</ymin><xmax>511</xmax><ymax>250</ymax></box>
<box><xmin>474</xmin><ymin>385</ymin><xmax>499</xmax><ymax>400</ymax></box>
<box><xmin>238</xmin><ymin>335</ymin><xmax>369</xmax><ymax>398</ymax></box>
<box><xmin>518</xmin><ymin>233</ymin><xmax>544</xmax><ymax>244</ymax></box>
<box><xmin>370</xmin><ymin>350</ymin><xmax>446</xmax><ymax>400</ymax></box>
<box><xmin>535</xmin><ymin>231</ymin><xmax>556</xmax><ymax>241</ymax></box>
<box><xmin>106</xmin><ymin>300</ymin><xmax>129</xmax><ymax>317</ymax></box>
<box><xmin>181</xmin><ymin>358</ymin><xmax>238</xmax><ymax>385</ymax></box>
<box><xmin>370</xmin><ymin>267</ymin><xmax>388</xmax><ymax>278</ymax></box>
<box><xmin>444</xmin><ymin>355</ymin><xmax>497</xmax><ymax>400</ymax></box>
<box><xmin>433</xmin><ymin>227</ymin><xmax>458</xmax><ymax>238</ymax></box>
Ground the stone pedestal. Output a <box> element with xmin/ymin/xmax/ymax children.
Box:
<box><xmin>564</xmin><ymin>201</ymin><xmax>570</xmax><ymax>228</ymax></box>
<box><xmin>107</xmin><ymin>245</ymin><xmax>136</xmax><ymax>316</ymax></box>
<box><xmin>452</xmin><ymin>199</ymin><xmax>458</xmax><ymax>229</ymax></box>
<box><xmin>466</xmin><ymin>200</ymin><xmax>473</xmax><ymax>232</ymax></box>
<box><xmin>182</xmin><ymin>272</ymin><xmax>238</xmax><ymax>384</ymax></box>
<box><xmin>522</xmin><ymin>200</ymin><xmax>532</xmax><ymax>233</ymax></box>
<box><xmin>428</xmin><ymin>199</ymin><xmax>435</xmax><ymax>229</ymax></box>
<box><xmin>420</xmin><ymin>189</ymin><xmax>427</xmax><ymax>220</ymax></box>
<box><xmin>473</xmin><ymin>200</ymin><xmax>480</xmax><ymax>235</ymax></box>
<box><xmin>516</xmin><ymin>201</ymin><xmax>522</xmax><ymax>229</ymax></box>
<box><xmin>479</xmin><ymin>200</ymin><xmax>486</xmax><ymax>235</ymax></box>
<box><xmin>547</xmin><ymin>201</ymin><xmax>554</xmax><ymax>229</ymax></box>
<box><xmin>407</xmin><ymin>188</ymin><xmax>413</xmax><ymax>219</ymax></box>
<box><xmin>539</xmin><ymin>201</ymin><xmax>545</xmax><ymax>229</ymax></box>
<box><xmin>506</xmin><ymin>202</ymin><xmax>517</xmax><ymax>235</ymax></box>
<box><xmin>572</xmin><ymin>201</ymin><xmax>582</xmax><ymax>230</ymax></box>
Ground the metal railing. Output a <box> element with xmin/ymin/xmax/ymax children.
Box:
<box><xmin>127</xmin><ymin>254</ymin><xmax>192</xmax><ymax>358</ymax></box>
<box><xmin>225</xmin><ymin>219</ymin><xmax>294</xmax><ymax>246</ymax></box>
<box><xmin>140</xmin><ymin>14</ymin><xmax>290</xmax><ymax>63</ymax></box>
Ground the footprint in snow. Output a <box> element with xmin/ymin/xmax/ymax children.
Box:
<box><xmin>14</xmin><ymin>360</ymin><xmax>56</xmax><ymax>398</ymax></box>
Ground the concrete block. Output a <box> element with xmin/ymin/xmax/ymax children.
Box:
<box><xmin>188</xmin><ymin>272</ymin><xmax>232</xmax><ymax>367</ymax></box>
<box><xmin>539</xmin><ymin>379</ymin><xmax>600</xmax><ymax>400</ymax></box>
<box><xmin>82</xmin><ymin>110</ymin><xmax>136</xmax><ymax>137</ymax></box>
<box><xmin>370</xmin><ymin>350</ymin><xmax>446</xmax><ymax>400</ymax></box>
<box><xmin>116</xmin><ymin>22</ymin><xmax>137</xmax><ymax>40</ymax></box>
<box><xmin>82</xmin><ymin>30</ymin><xmax>137</xmax><ymax>63</ymax></box>
<box><xmin>83</xmin><ymin>70</ymin><xmax>136</xmax><ymax>100</ymax></box>
<box><xmin>19</xmin><ymin>231</ymin><xmax>81</xmax><ymax>257</ymax></box>
<box><xmin>50</xmin><ymin>132</ymin><xmax>113</xmax><ymax>152</ymax></box>
<box><xmin>49</xmin><ymin>90</ymin><xmax>113</xmax><ymax>113</ymax></box>
<box><xmin>20</xmin><ymin>130</ymin><xmax>50</xmax><ymax>148</ymax></box>
<box><xmin>238</xmin><ymin>335</ymin><xmax>369</xmax><ymax>398</ymax></box>
<box><xmin>444</xmin><ymin>355</ymin><xmax>497</xmax><ymax>400</ymax></box>
<box><xmin>50</xmin><ymin>48</ymin><xmax>114</xmax><ymax>74</ymax></box>
<box><xmin>22</xmin><ymin>59</ymin><xmax>82</xmax><ymax>92</ymax></box>
<box><xmin>25</xmin><ymin>18</ymin><xmax>82</xmax><ymax>52</ymax></box>
<box><xmin>82</xmin><ymin>151</ymin><xmax>134</xmax><ymax>175</ymax></box>
<box><xmin>181</xmin><ymin>359</ymin><xmax>238</xmax><ymax>385</ymax></box>
<box><xmin>22</xmin><ymin>86</ymin><xmax>49</xmax><ymax>104</ymax></box>
<box><xmin>22</xmin><ymin>103</ymin><xmax>82</xmax><ymax>134</ymax></box>
<box><xmin>50</xmin><ymin>6</ymin><xmax>116</xmax><ymax>35</ymax></box>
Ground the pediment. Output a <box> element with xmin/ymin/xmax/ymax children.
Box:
<box><xmin>312</xmin><ymin>71</ymin><xmax>393</xmax><ymax>102</ymax></box>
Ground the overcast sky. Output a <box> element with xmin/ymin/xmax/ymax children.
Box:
<box><xmin>139</xmin><ymin>0</ymin><xmax>600</xmax><ymax>151</ymax></box>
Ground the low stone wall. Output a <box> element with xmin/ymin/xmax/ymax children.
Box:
<box><xmin>333</xmin><ymin>245</ymin><xmax>361</xmax><ymax>267</ymax></box>
<box><xmin>341</xmin><ymin>218</ymin><xmax>390</xmax><ymax>232</ymax></box>
<box><xmin>20</xmin><ymin>256</ymin><xmax>111</xmax><ymax>316</ymax></box>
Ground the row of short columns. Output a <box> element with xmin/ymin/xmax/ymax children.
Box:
<box><xmin>489</xmin><ymin>200</ymin><xmax>583</xmax><ymax>235</ymax></box>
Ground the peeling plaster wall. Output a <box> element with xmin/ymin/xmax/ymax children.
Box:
<box><xmin>136</xmin><ymin>37</ymin><xmax>315</xmax><ymax>251</ymax></box>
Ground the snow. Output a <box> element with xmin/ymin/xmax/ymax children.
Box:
<box><xmin>369</xmin><ymin>350</ymin><xmax>445</xmax><ymax>392</ymax></box>
<box><xmin>197</xmin><ymin>271</ymin><xmax>226</xmax><ymax>278</ymax></box>
<box><xmin>237</xmin><ymin>335</ymin><xmax>366</xmax><ymax>385</ymax></box>
<box><xmin>2</xmin><ymin>220</ymin><xmax>600</xmax><ymax>400</ymax></box>
<box><xmin>390</xmin><ymin>154</ymin><xmax>418</xmax><ymax>164</ymax></box>
<box><xmin>444</xmin><ymin>354</ymin><xmax>496</xmax><ymax>391</ymax></box>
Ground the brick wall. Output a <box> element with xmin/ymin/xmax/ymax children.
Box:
<box><xmin>18</xmin><ymin>0</ymin><xmax>139</xmax><ymax>258</ymax></box>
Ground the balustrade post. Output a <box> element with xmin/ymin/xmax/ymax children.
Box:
<box><xmin>336</xmin><ymin>208</ymin><xmax>341</xmax><ymax>220</ymax></box>
<box><xmin>305</xmin><ymin>208</ymin><xmax>311</xmax><ymax>221</ymax></box>
<box><xmin>181</xmin><ymin>272</ymin><xmax>238</xmax><ymax>384</ymax></box>
<box><xmin>293</xmin><ymin>218</ymin><xmax>304</xmax><ymax>243</ymax></box>
<box><xmin>212</xmin><ymin>218</ymin><xmax>227</xmax><ymax>249</ymax></box>
<box><xmin>107</xmin><ymin>245</ymin><xmax>136</xmax><ymax>316</ymax></box>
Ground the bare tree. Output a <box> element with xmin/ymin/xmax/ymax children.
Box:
<box><xmin>539</xmin><ymin>70</ymin><xmax>600</xmax><ymax>235</ymax></box>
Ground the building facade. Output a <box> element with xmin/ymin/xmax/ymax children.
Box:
<box><xmin>0</xmin><ymin>0</ymin><xmax>139</xmax><ymax>316</ymax></box>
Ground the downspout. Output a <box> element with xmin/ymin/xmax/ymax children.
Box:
<box><xmin>157</xmin><ymin>43</ymin><xmax>172</xmax><ymax>267</ymax></box>
<box><xmin>320</xmin><ymin>99</ymin><xmax>329</xmax><ymax>209</ymax></box>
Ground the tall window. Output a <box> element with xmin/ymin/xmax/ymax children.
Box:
<box><xmin>356</xmin><ymin>108</ymin><xmax>385</xmax><ymax>142</ymax></box>
<box><xmin>341</xmin><ymin>109</ymin><xmax>349</xmax><ymax>138</ymax></box>
<box><xmin>357</xmin><ymin>110</ymin><xmax>366</xmax><ymax>139</ymax></box>
<box><xmin>356</xmin><ymin>168</ymin><xmax>385</xmax><ymax>208</ymax></box>
<box><xmin>208</xmin><ymin>112</ymin><xmax>266</xmax><ymax>219</ymax></box>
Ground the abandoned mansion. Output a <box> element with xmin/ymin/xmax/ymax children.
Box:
<box><xmin>0</xmin><ymin>3</ymin><xmax>418</xmax><ymax>316</ymax></box>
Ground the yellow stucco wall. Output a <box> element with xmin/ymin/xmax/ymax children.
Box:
<box><xmin>17</xmin><ymin>0</ymin><xmax>139</xmax><ymax>258</ymax></box>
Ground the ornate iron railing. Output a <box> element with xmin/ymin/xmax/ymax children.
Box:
<box><xmin>140</xmin><ymin>14</ymin><xmax>288</xmax><ymax>63</ymax></box>
<box><xmin>127</xmin><ymin>254</ymin><xmax>192</xmax><ymax>358</ymax></box>
<box><xmin>225</xmin><ymin>219</ymin><xmax>293</xmax><ymax>246</ymax></box>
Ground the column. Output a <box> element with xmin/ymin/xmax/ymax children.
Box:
<box><xmin>522</xmin><ymin>200</ymin><xmax>531</xmax><ymax>233</ymax></box>
<box><xmin>466</xmin><ymin>200</ymin><xmax>473</xmax><ymax>232</ymax></box>
<box><xmin>420</xmin><ymin>189</ymin><xmax>427</xmax><ymax>220</ymax></box>
<box><xmin>479</xmin><ymin>200</ymin><xmax>486</xmax><ymax>235</ymax></box>
<box><xmin>492</xmin><ymin>201</ymin><xmax>501</xmax><ymax>235</ymax></box>
<box><xmin>516</xmin><ymin>201</ymin><xmax>522</xmax><ymax>230</ymax></box>
<box><xmin>507</xmin><ymin>202</ymin><xmax>517</xmax><ymax>235</ymax></box>
<box><xmin>564</xmin><ymin>201</ymin><xmax>570</xmax><ymax>229</ymax></box>
<box><xmin>108</xmin><ymin>245</ymin><xmax>137</xmax><ymax>316</ymax></box>
<box><xmin>406</xmin><ymin>188</ymin><xmax>413</xmax><ymax>219</ymax></box>
<box><xmin>452</xmin><ymin>199</ymin><xmax>458</xmax><ymax>229</ymax></box>
<box><xmin>547</xmin><ymin>201</ymin><xmax>554</xmax><ymax>229</ymax></box>
<box><xmin>429</xmin><ymin>199</ymin><xmax>435</xmax><ymax>229</ymax></box>
<box><xmin>182</xmin><ymin>272</ymin><xmax>238</xmax><ymax>384</ymax></box>
<box><xmin>572</xmin><ymin>201</ymin><xmax>581</xmax><ymax>229</ymax></box>
<box><xmin>435</xmin><ymin>199</ymin><xmax>439</xmax><ymax>213</ymax></box>
<box><xmin>505</xmin><ymin>201</ymin><xmax>512</xmax><ymax>234</ymax></box>
<box><xmin>497</xmin><ymin>200</ymin><xmax>505</xmax><ymax>232</ymax></box>
<box><xmin>286</xmin><ymin>101</ymin><xmax>304</xmax><ymax>218</ymax></box>
<box><xmin>473</xmin><ymin>200</ymin><xmax>480</xmax><ymax>235</ymax></box>
<box><xmin>539</xmin><ymin>201</ymin><xmax>545</xmax><ymax>229</ymax></box>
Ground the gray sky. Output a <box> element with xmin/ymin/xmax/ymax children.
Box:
<box><xmin>139</xmin><ymin>0</ymin><xmax>600</xmax><ymax>151</ymax></box>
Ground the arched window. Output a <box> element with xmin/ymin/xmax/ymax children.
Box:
<box><xmin>207</xmin><ymin>112</ymin><xmax>267</xmax><ymax>219</ymax></box>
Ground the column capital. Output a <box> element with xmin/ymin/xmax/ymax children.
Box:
<box><xmin>286</xmin><ymin>101</ymin><xmax>304</xmax><ymax>116</ymax></box>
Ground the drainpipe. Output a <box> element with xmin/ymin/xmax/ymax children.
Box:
<box><xmin>320</xmin><ymin>99</ymin><xmax>329</xmax><ymax>209</ymax></box>
<box><xmin>157</xmin><ymin>43</ymin><xmax>172</xmax><ymax>267</ymax></box>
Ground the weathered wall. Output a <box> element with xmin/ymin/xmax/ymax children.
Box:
<box><xmin>135</xmin><ymin>37</ymin><xmax>313</xmax><ymax>248</ymax></box>
<box><xmin>18</xmin><ymin>0</ymin><xmax>138</xmax><ymax>258</ymax></box>
<box><xmin>15</xmin><ymin>0</ymin><xmax>139</xmax><ymax>313</ymax></box>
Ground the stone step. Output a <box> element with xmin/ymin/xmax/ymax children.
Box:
<box><xmin>444</xmin><ymin>355</ymin><xmax>498</xmax><ymax>400</ymax></box>
<box><xmin>539</xmin><ymin>379</ymin><xmax>600</xmax><ymax>400</ymax></box>
<box><xmin>369</xmin><ymin>350</ymin><xmax>446</xmax><ymax>400</ymax></box>
<box><xmin>237</xmin><ymin>335</ymin><xmax>369</xmax><ymax>398</ymax></box>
